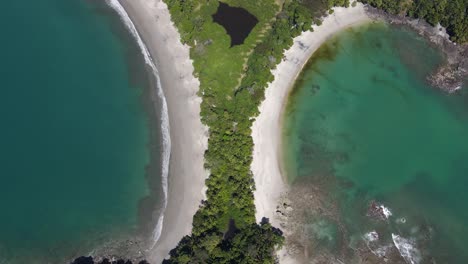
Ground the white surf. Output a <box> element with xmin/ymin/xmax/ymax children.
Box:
<box><xmin>106</xmin><ymin>0</ymin><xmax>171</xmax><ymax>248</ymax></box>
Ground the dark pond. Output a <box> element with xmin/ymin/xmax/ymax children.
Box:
<box><xmin>212</xmin><ymin>2</ymin><xmax>258</xmax><ymax>47</ymax></box>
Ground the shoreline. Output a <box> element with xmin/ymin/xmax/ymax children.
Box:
<box><xmin>251</xmin><ymin>3</ymin><xmax>371</xmax><ymax>263</ymax></box>
<box><xmin>105</xmin><ymin>0</ymin><xmax>171</xmax><ymax>250</ymax></box>
<box><xmin>111</xmin><ymin>0</ymin><xmax>208</xmax><ymax>263</ymax></box>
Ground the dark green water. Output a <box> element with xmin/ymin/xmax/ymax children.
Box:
<box><xmin>0</xmin><ymin>1</ymin><xmax>159</xmax><ymax>263</ymax></box>
<box><xmin>284</xmin><ymin>23</ymin><xmax>468</xmax><ymax>263</ymax></box>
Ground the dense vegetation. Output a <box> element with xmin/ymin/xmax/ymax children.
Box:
<box><xmin>361</xmin><ymin>0</ymin><xmax>468</xmax><ymax>43</ymax></box>
<box><xmin>162</xmin><ymin>0</ymin><xmax>348</xmax><ymax>263</ymax></box>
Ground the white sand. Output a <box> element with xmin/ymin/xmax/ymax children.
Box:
<box><xmin>251</xmin><ymin>3</ymin><xmax>371</xmax><ymax>263</ymax></box>
<box><xmin>117</xmin><ymin>0</ymin><xmax>208</xmax><ymax>263</ymax></box>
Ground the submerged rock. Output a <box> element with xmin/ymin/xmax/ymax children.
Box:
<box><xmin>429</xmin><ymin>62</ymin><xmax>466</xmax><ymax>93</ymax></box>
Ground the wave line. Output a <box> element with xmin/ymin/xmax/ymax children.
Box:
<box><xmin>106</xmin><ymin>0</ymin><xmax>171</xmax><ymax>248</ymax></box>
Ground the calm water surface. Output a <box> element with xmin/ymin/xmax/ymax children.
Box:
<box><xmin>0</xmin><ymin>1</ymin><xmax>159</xmax><ymax>263</ymax></box>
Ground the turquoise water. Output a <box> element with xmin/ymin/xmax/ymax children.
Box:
<box><xmin>0</xmin><ymin>1</ymin><xmax>160</xmax><ymax>263</ymax></box>
<box><xmin>284</xmin><ymin>23</ymin><xmax>468</xmax><ymax>263</ymax></box>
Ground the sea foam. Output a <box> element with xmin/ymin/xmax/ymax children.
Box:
<box><xmin>363</xmin><ymin>231</ymin><xmax>379</xmax><ymax>242</ymax></box>
<box><xmin>106</xmin><ymin>0</ymin><xmax>171</xmax><ymax>248</ymax></box>
<box><xmin>392</xmin><ymin>234</ymin><xmax>422</xmax><ymax>264</ymax></box>
<box><xmin>363</xmin><ymin>231</ymin><xmax>392</xmax><ymax>259</ymax></box>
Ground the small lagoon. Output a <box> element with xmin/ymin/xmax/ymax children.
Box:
<box><xmin>212</xmin><ymin>2</ymin><xmax>258</xmax><ymax>47</ymax></box>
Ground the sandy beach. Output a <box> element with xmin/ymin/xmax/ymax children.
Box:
<box><xmin>251</xmin><ymin>2</ymin><xmax>371</xmax><ymax>262</ymax></box>
<box><xmin>116</xmin><ymin>0</ymin><xmax>208</xmax><ymax>262</ymax></box>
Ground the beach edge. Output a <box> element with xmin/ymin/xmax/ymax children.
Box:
<box><xmin>250</xmin><ymin>3</ymin><xmax>371</xmax><ymax>263</ymax></box>
<box><xmin>117</xmin><ymin>0</ymin><xmax>208</xmax><ymax>263</ymax></box>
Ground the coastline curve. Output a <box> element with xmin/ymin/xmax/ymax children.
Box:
<box><xmin>106</xmin><ymin>0</ymin><xmax>171</xmax><ymax>247</ymax></box>
<box><xmin>250</xmin><ymin>3</ymin><xmax>371</xmax><ymax>263</ymax></box>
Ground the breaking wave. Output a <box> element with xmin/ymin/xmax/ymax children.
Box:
<box><xmin>105</xmin><ymin>0</ymin><xmax>171</xmax><ymax>247</ymax></box>
<box><xmin>380</xmin><ymin>204</ymin><xmax>392</xmax><ymax>219</ymax></box>
<box><xmin>363</xmin><ymin>231</ymin><xmax>392</xmax><ymax>259</ymax></box>
<box><xmin>392</xmin><ymin>234</ymin><xmax>422</xmax><ymax>264</ymax></box>
<box><xmin>363</xmin><ymin>231</ymin><xmax>379</xmax><ymax>242</ymax></box>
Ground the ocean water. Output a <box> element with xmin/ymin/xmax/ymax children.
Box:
<box><xmin>0</xmin><ymin>1</ymin><xmax>163</xmax><ymax>263</ymax></box>
<box><xmin>283</xmin><ymin>23</ymin><xmax>468</xmax><ymax>263</ymax></box>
